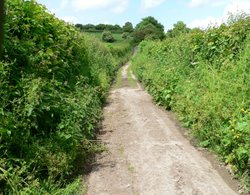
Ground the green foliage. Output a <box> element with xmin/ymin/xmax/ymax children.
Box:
<box><xmin>132</xmin><ymin>15</ymin><xmax>250</xmax><ymax>190</ymax></box>
<box><xmin>0</xmin><ymin>0</ymin><xmax>131</xmax><ymax>193</ymax></box>
<box><xmin>133</xmin><ymin>16</ymin><xmax>165</xmax><ymax>43</ymax></box>
<box><xmin>122</xmin><ymin>32</ymin><xmax>130</xmax><ymax>39</ymax></box>
<box><xmin>84</xmin><ymin>32</ymin><xmax>123</xmax><ymax>43</ymax></box>
<box><xmin>126</xmin><ymin>63</ymin><xmax>137</xmax><ymax>88</ymax></box>
<box><xmin>102</xmin><ymin>31</ymin><xmax>115</xmax><ymax>43</ymax></box>
<box><xmin>114</xmin><ymin>67</ymin><xmax>123</xmax><ymax>88</ymax></box>
<box><xmin>84</xmin><ymin>32</ymin><xmax>133</xmax><ymax>66</ymax></box>
<box><xmin>166</xmin><ymin>21</ymin><xmax>191</xmax><ymax>38</ymax></box>
<box><xmin>122</xmin><ymin>22</ymin><xmax>133</xmax><ymax>33</ymax></box>
<box><xmin>75</xmin><ymin>23</ymin><xmax>122</xmax><ymax>33</ymax></box>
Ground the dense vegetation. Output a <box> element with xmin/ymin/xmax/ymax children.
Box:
<box><xmin>84</xmin><ymin>32</ymin><xmax>132</xmax><ymax>60</ymax></box>
<box><xmin>102</xmin><ymin>31</ymin><xmax>115</xmax><ymax>43</ymax></box>
<box><xmin>132</xmin><ymin>15</ymin><xmax>250</xmax><ymax>190</ymax></box>
<box><xmin>166</xmin><ymin>21</ymin><xmax>191</xmax><ymax>38</ymax></box>
<box><xmin>133</xmin><ymin>16</ymin><xmax>165</xmax><ymax>43</ymax></box>
<box><xmin>1</xmin><ymin>0</ymin><xmax>249</xmax><ymax>192</ymax></box>
<box><xmin>76</xmin><ymin>16</ymin><xmax>165</xmax><ymax>44</ymax></box>
<box><xmin>75</xmin><ymin>22</ymin><xmax>134</xmax><ymax>34</ymax></box>
<box><xmin>0</xmin><ymin>0</ymin><xmax>131</xmax><ymax>193</ymax></box>
<box><xmin>75</xmin><ymin>23</ymin><xmax>123</xmax><ymax>33</ymax></box>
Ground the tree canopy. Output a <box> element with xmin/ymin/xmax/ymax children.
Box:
<box><xmin>123</xmin><ymin>22</ymin><xmax>134</xmax><ymax>33</ymax></box>
<box><xmin>102</xmin><ymin>31</ymin><xmax>115</xmax><ymax>42</ymax></box>
<box><xmin>133</xmin><ymin>16</ymin><xmax>165</xmax><ymax>43</ymax></box>
<box><xmin>75</xmin><ymin>23</ymin><xmax>122</xmax><ymax>33</ymax></box>
<box><xmin>166</xmin><ymin>21</ymin><xmax>191</xmax><ymax>38</ymax></box>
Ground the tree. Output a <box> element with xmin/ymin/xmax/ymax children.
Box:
<box><xmin>133</xmin><ymin>16</ymin><xmax>165</xmax><ymax>43</ymax></box>
<box><xmin>75</xmin><ymin>23</ymin><xmax>122</xmax><ymax>33</ymax></box>
<box><xmin>166</xmin><ymin>21</ymin><xmax>190</xmax><ymax>38</ymax></box>
<box><xmin>123</xmin><ymin>22</ymin><xmax>133</xmax><ymax>33</ymax></box>
<box><xmin>122</xmin><ymin>32</ymin><xmax>130</xmax><ymax>39</ymax></box>
<box><xmin>96</xmin><ymin>24</ymin><xmax>106</xmax><ymax>31</ymax></box>
<box><xmin>113</xmin><ymin>24</ymin><xmax>122</xmax><ymax>32</ymax></box>
<box><xmin>190</xmin><ymin>27</ymin><xmax>203</xmax><ymax>34</ymax></box>
<box><xmin>102</xmin><ymin>31</ymin><xmax>115</xmax><ymax>43</ymax></box>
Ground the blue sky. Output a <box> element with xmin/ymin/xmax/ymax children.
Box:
<box><xmin>36</xmin><ymin>0</ymin><xmax>250</xmax><ymax>30</ymax></box>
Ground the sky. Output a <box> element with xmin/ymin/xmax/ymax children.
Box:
<box><xmin>36</xmin><ymin>0</ymin><xmax>250</xmax><ymax>30</ymax></box>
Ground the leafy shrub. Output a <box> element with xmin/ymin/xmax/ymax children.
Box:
<box><xmin>132</xmin><ymin>15</ymin><xmax>250</xmax><ymax>190</ymax></box>
<box><xmin>0</xmin><ymin>0</ymin><xmax>131</xmax><ymax>193</ymax></box>
<box><xmin>133</xmin><ymin>16</ymin><xmax>165</xmax><ymax>43</ymax></box>
<box><xmin>122</xmin><ymin>32</ymin><xmax>130</xmax><ymax>39</ymax></box>
<box><xmin>122</xmin><ymin>22</ymin><xmax>133</xmax><ymax>33</ymax></box>
<box><xmin>102</xmin><ymin>31</ymin><xmax>115</xmax><ymax>43</ymax></box>
<box><xmin>166</xmin><ymin>21</ymin><xmax>191</xmax><ymax>38</ymax></box>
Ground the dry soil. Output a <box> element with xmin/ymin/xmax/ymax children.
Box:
<box><xmin>86</xmin><ymin>63</ymin><xmax>241</xmax><ymax>195</ymax></box>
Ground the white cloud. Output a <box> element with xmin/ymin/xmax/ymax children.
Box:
<box><xmin>71</xmin><ymin>0</ymin><xmax>129</xmax><ymax>13</ymax></box>
<box><xmin>50</xmin><ymin>0</ymin><xmax>69</xmax><ymax>14</ymax></box>
<box><xmin>141</xmin><ymin>0</ymin><xmax>166</xmax><ymax>10</ymax></box>
<box><xmin>211</xmin><ymin>1</ymin><xmax>226</xmax><ymax>7</ymax></box>
<box><xmin>112</xmin><ymin>0</ymin><xmax>129</xmax><ymax>14</ymax></box>
<box><xmin>188</xmin><ymin>0</ymin><xmax>226</xmax><ymax>8</ymax></box>
<box><xmin>188</xmin><ymin>0</ymin><xmax>209</xmax><ymax>8</ymax></box>
<box><xmin>72</xmin><ymin>0</ymin><xmax>112</xmax><ymax>11</ymax></box>
<box><xmin>188</xmin><ymin>0</ymin><xmax>250</xmax><ymax>29</ymax></box>
<box><xmin>59</xmin><ymin>0</ymin><xmax>69</xmax><ymax>10</ymax></box>
<box><xmin>188</xmin><ymin>16</ymin><xmax>224</xmax><ymax>29</ymax></box>
<box><xmin>224</xmin><ymin>0</ymin><xmax>250</xmax><ymax>15</ymax></box>
<box><xmin>59</xmin><ymin>16</ymin><xmax>79</xmax><ymax>24</ymax></box>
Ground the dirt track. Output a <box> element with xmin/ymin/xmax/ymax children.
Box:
<box><xmin>86</xmin><ymin>63</ymin><xmax>240</xmax><ymax>195</ymax></box>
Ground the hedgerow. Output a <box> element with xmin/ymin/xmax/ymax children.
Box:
<box><xmin>132</xmin><ymin>15</ymin><xmax>250</xmax><ymax>190</ymax></box>
<box><xmin>0</xmin><ymin>0</ymin><xmax>131</xmax><ymax>193</ymax></box>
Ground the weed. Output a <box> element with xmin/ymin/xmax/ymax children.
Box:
<box><xmin>128</xmin><ymin>163</ymin><xmax>135</xmax><ymax>173</ymax></box>
<box><xmin>0</xmin><ymin>0</ymin><xmax>132</xmax><ymax>193</ymax></box>
<box><xmin>115</xmin><ymin>67</ymin><xmax>123</xmax><ymax>88</ymax></box>
<box><xmin>132</xmin><ymin>16</ymin><xmax>250</xmax><ymax>191</ymax></box>
<box><xmin>127</xmin><ymin>63</ymin><xmax>137</xmax><ymax>88</ymax></box>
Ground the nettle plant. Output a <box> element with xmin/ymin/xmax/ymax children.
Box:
<box><xmin>132</xmin><ymin>16</ymin><xmax>250</xmax><ymax>190</ymax></box>
<box><xmin>0</xmin><ymin>0</ymin><xmax>132</xmax><ymax>193</ymax></box>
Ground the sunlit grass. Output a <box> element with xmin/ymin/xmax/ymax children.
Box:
<box><xmin>127</xmin><ymin>63</ymin><xmax>137</xmax><ymax>88</ymax></box>
<box><xmin>114</xmin><ymin>67</ymin><xmax>123</xmax><ymax>88</ymax></box>
<box><xmin>84</xmin><ymin>32</ymin><xmax>125</xmax><ymax>46</ymax></box>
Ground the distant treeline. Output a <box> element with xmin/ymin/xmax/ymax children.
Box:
<box><xmin>75</xmin><ymin>18</ymin><xmax>201</xmax><ymax>44</ymax></box>
<box><xmin>75</xmin><ymin>23</ymin><xmax>123</xmax><ymax>33</ymax></box>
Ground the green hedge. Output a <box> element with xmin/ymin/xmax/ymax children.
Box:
<box><xmin>0</xmin><ymin>0</ymin><xmax>131</xmax><ymax>193</ymax></box>
<box><xmin>132</xmin><ymin>16</ymin><xmax>250</xmax><ymax>190</ymax></box>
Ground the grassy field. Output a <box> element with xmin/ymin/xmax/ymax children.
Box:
<box><xmin>84</xmin><ymin>32</ymin><xmax>127</xmax><ymax>46</ymax></box>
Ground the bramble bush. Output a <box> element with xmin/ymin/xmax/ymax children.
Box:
<box><xmin>132</xmin><ymin>15</ymin><xmax>250</xmax><ymax>190</ymax></box>
<box><xmin>0</xmin><ymin>0</ymin><xmax>131</xmax><ymax>193</ymax></box>
<box><xmin>102</xmin><ymin>31</ymin><xmax>115</xmax><ymax>43</ymax></box>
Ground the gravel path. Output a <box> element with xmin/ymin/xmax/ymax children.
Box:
<box><xmin>86</xmin><ymin>63</ymin><xmax>239</xmax><ymax>195</ymax></box>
